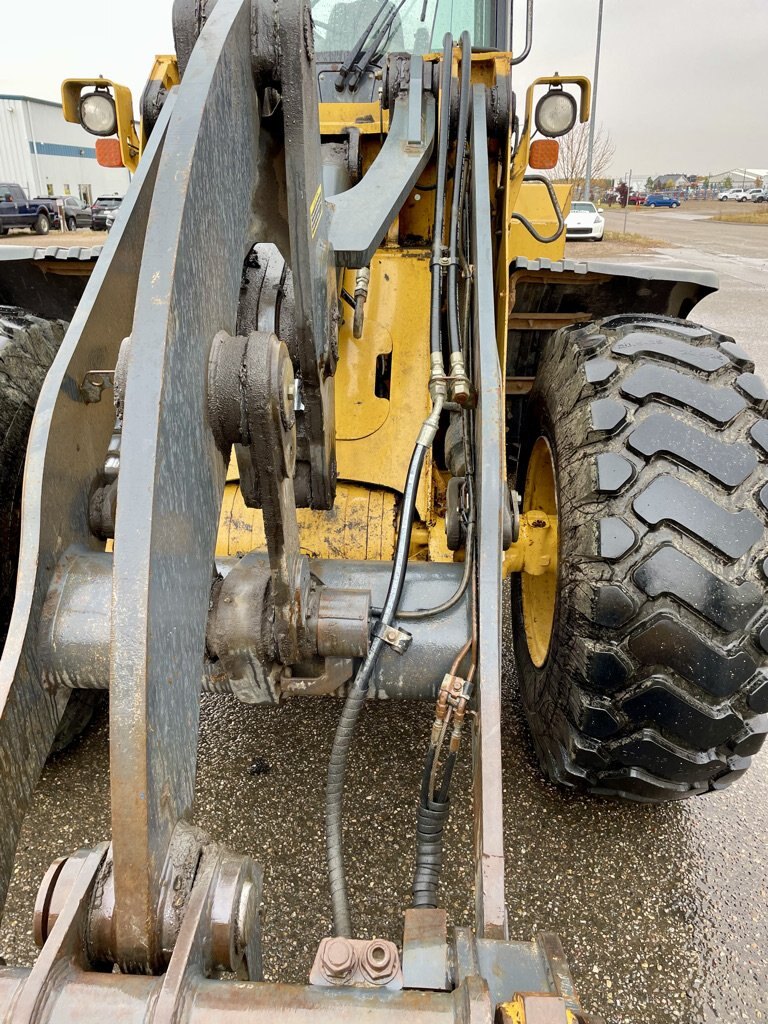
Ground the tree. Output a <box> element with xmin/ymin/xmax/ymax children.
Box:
<box><xmin>551</xmin><ymin>122</ymin><xmax>616</xmax><ymax>197</ymax></box>
<box><xmin>722</xmin><ymin>175</ymin><xmax>733</xmax><ymax>189</ymax></box>
<box><xmin>645</xmin><ymin>176</ymin><xmax>654</xmax><ymax>191</ymax></box>
<box><xmin>756</xmin><ymin>176</ymin><xmax>763</xmax><ymax>188</ymax></box>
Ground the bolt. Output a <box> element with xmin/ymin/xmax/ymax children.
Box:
<box><xmin>386</xmin><ymin>628</ymin><xmax>398</xmax><ymax>642</ymax></box>
<box><xmin>360</xmin><ymin>939</ymin><xmax>398</xmax><ymax>984</ymax></box>
<box><xmin>322</xmin><ymin>937</ymin><xmax>357</xmax><ymax>983</ymax></box>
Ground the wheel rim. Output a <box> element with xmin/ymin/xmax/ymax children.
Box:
<box><xmin>521</xmin><ymin>436</ymin><xmax>558</xmax><ymax>667</ymax></box>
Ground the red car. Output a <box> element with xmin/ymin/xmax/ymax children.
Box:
<box><xmin>628</xmin><ymin>192</ymin><xmax>646</xmax><ymax>205</ymax></box>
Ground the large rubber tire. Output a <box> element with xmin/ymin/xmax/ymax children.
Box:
<box><xmin>0</xmin><ymin>307</ymin><xmax>100</xmax><ymax>752</ymax></box>
<box><xmin>31</xmin><ymin>213</ymin><xmax>50</xmax><ymax>235</ymax></box>
<box><xmin>512</xmin><ymin>313</ymin><xmax>768</xmax><ymax>802</ymax></box>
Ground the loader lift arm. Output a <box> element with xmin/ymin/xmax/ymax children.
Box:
<box><xmin>0</xmin><ymin>0</ymin><xmax>601</xmax><ymax>1020</ymax></box>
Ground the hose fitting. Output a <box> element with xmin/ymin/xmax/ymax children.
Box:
<box><xmin>353</xmin><ymin>267</ymin><xmax>370</xmax><ymax>339</ymax></box>
<box><xmin>448</xmin><ymin>351</ymin><xmax>471</xmax><ymax>405</ymax></box>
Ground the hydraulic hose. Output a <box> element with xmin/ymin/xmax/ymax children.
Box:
<box><xmin>430</xmin><ymin>34</ymin><xmax>454</xmax><ymax>357</ymax></box>
<box><xmin>372</xmin><ymin>517</ymin><xmax>474</xmax><ymax>621</ymax></box>
<box><xmin>447</xmin><ymin>31</ymin><xmax>472</xmax><ymax>357</ymax></box>
<box><xmin>326</xmin><ymin>398</ymin><xmax>443</xmax><ymax>937</ymax></box>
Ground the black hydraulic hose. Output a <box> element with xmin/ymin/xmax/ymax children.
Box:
<box><xmin>326</xmin><ymin>441</ymin><xmax>429</xmax><ymax>937</ymax></box>
<box><xmin>370</xmin><ymin>517</ymin><xmax>474</xmax><ymax>621</ymax></box>
<box><xmin>447</xmin><ymin>30</ymin><xmax>472</xmax><ymax>356</ymax></box>
<box><xmin>411</xmin><ymin>748</ymin><xmax>452</xmax><ymax>908</ymax></box>
<box><xmin>430</xmin><ymin>34</ymin><xmax>454</xmax><ymax>357</ymax></box>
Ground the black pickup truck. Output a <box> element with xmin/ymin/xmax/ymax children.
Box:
<box><xmin>0</xmin><ymin>184</ymin><xmax>59</xmax><ymax>236</ymax></box>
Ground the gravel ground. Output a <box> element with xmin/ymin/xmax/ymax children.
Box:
<box><xmin>0</xmin><ymin>228</ymin><xmax>106</xmax><ymax>247</ymax></box>
<box><xmin>2</xmin><ymin>211</ymin><xmax>768</xmax><ymax>1023</ymax></box>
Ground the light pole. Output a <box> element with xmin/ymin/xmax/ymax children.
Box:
<box><xmin>583</xmin><ymin>0</ymin><xmax>604</xmax><ymax>201</ymax></box>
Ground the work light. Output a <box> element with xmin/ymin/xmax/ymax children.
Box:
<box><xmin>534</xmin><ymin>88</ymin><xmax>577</xmax><ymax>138</ymax></box>
<box><xmin>79</xmin><ymin>90</ymin><xmax>118</xmax><ymax>137</ymax></box>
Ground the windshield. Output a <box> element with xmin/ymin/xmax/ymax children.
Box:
<box><xmin>571</xmin><ymin>202</ymin><xmax>596</xmax><ymax>213</ymax></box>
<box><xmin>312</xmin><ymin>0</ymin><xmax>494</xmax><ymax>55</ymax></box>
<box><xmin>95</xmin><ymin>198</ymin><xmax>121</xmax><ymax>209</ymax></box>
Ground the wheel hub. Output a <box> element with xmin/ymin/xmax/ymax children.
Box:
<box><xmin>518</xmin><ymin>436</ymin><xmax>558</xmax><ymax>668</ymax></box>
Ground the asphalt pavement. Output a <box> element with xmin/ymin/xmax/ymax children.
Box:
<box><xmin>2</xmin><ymin>211</ymin><xmax>767</xmax><ymax>1023</ymax></box>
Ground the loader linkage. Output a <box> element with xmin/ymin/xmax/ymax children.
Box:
<box><xmin>0</xmin><ymin>0</ymin><xmax>611</xmax><ymax>1020</ymax></box>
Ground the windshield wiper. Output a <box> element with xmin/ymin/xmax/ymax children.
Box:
<box><xmin>335</xmin><ymin>0</ymin><xmax>412</xmax><ymax>92</ymax></box>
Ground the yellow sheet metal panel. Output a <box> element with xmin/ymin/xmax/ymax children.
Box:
<box><xmin>216</xmin><ymin>481</ymin><xmax>398</xmax><ymax>561</ymax></box>
<box><xmin>335</xmin><ymin>283</ymin><xmax>391</xmax><ymax>440</ymax></box>
<box><xmin>336</xmin><ymin>250</ymin><xmax>433</xmax><ymax>521</ymax></box>
<box><xmin>319</xmin><ymin>102</ymin><xmax>388</xmax><ymax>135</ymax></box>
<box><xmin>506</xmin><ymin>181</ymin><xmax>573</xmax><ymax>262</ymax></box>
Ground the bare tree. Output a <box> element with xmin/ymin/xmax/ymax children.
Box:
<box><xmin>552</xmin><ymin>122</ymin><xmax>616</xmax><ymax>196</ymax></box>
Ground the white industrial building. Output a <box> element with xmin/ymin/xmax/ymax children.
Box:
<box><xmin>0</xmin><ymin>93</ymin><xmax>130</xmax><ymax>203</ymax></box>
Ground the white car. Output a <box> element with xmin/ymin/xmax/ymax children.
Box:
<box><xmin>565</xmin><ymin>201</ymin><xmax>605</xmax><ymax>241</ymax></box>
<box><xmin>718</xmin><ymin>188</ymin><xmax>749</xmax><ymax>201</ymax></box>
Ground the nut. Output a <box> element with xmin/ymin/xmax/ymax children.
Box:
<box><xmin>321</xmin><ymin>937</ymin><xmax>357</xmax><ymax>982</ymax></box>
<box><xmin>360</xmin><ymin>939</ymin><xmax>398</xmax><ymax>984</ymax></box>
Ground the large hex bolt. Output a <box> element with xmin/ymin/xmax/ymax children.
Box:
<box><xmin>360</xmin><ymin>939</ymin><xmax>398</xmax><ymax>985</ymax></box>
<box><xmin>320</xmin><ymin>937</ymin><xmax>357</xmax><ymax>984</ymax></box>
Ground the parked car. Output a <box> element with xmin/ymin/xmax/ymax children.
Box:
<box><xmin>0</xmin><ymin>183</ymin><xmax>58</xmax><ymax>235</ymax></box>
<box><xmin>565</xmin><ymin>201</ymin><xmax>604</xmax><ymax>241</ymax></box>
<box><xmin>718</xmin><ymin>188</ymin><xmax>750</xmax><ymax>201</ymax></box>
<box><xmin>91</xmin><ymin>195</ymin><xmax>123</xmax><ymax>230</ymax></box>
<box><xmin>752</xmin><ymin>189</ymin><xmax>768</xmax><ymax>204</ymax></box>
<box><xmin>61</xmin><ymin>196</ymin><xmax>92</xmax><ymax>229</ymax></box>
<box><xmin>644</xmin><ymin>194</ymin><xmax>680</xmax><ymax>208</ymax></box>
<box><xmin>746</xmin><ymin>188</ymin><xmax>765</xmax><ymax>202</ymax></box>
<box><xmin>628</xmin><ymin>192</ymin><xmax>646</xmax><ymax>206</ymax></box>
<box><xmin>34</xmin><ymin>195</ymin><xmax>92</xmax><ymax>230</ymax></box>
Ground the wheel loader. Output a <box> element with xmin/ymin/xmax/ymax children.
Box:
<box><xmin>0</xmin><ymin>0</ymin><xmax>766</xmax><ymax>1020</ymax></box>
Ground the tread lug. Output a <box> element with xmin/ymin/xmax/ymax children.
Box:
<box><xmin>633</xmin><ymin>475</ymin><xmax>763</xmax><ymax>560</ymax></box>
<box><xmin>621</xmin><ymin>681</ymin><xmax>742</xmax><ymax>747</ymax></box>
<box><xmin>748</xmin><ymin>673</ymin><xmax>768</xmax><ymax>712</ymax></box>
<box><xmin>736</xmin><ymin>372</ymin><xmax>768</xmax><ymax>406</ymax></box>
<box><xmin>592</xmin><ymin>584</ymin><xmax>636</xmax><ymax>628</ymax></box>
<box><xmin>584</xmin><ymin>357</ymin><xmax>618</xmax><ymax>385</ymax></box>
<box><xmin>621</xmin><ymin>365</ymin><xmax>746</xmax><ymax>424</ymax></box>
<box><xmin>719</xmin><ymin>340</ymin><xmax>753</xmax><ymax>370</ymax></box>
<box><xmin>632</xmin><ymin>546</ymin><xmax>761</xmax><ymax>632</ymax></box>
<box><xmin>611</xmin><ymin>730</ymin><xmax>722</xmax><ymax>782</ymax></box>
<box><xmin>612</xmin><ymin>332</ymin><xmax>729</xmax><ymax>372</ymax></box>
<box><xmin>595</xmin><ymin>452</ymin><xmax>635</xmax><ymax>494</ymax></box>
<box><xmin>750</xmin><ymin>419</ymin><xmax>768</xmax><ymax>453</ymax></box>
<box><xmin>598</xmin><ymin>517</ymin><xmax>636</xmax><ymax>560</ymax></box>
<box><xmin>628</xmin><ymin>412</ymin><xmax>757</xmax><ymax>488</ymax></box>
<box><xmin>628</xmin><ymin>615</ymin><xmax>756</xmax><ymax>697</ymax></box>
<box><xmin>589</xmin><ymin>397</ymin><xmax>627</xmax><ymax>435</ymax></box>
<box><xmin>587</xmin><ymin>650</ymin><xmax>630</xmax><ymax>694</ymax></box>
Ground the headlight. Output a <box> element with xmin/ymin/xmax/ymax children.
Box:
<box><xmin>79</xmin><ymin>91</ymin><xmax>117</xmax><ymax>137</ymax></box>
<box><xmin>534</xmin><ymin>90</ymin><xmax>577</xmax><ymax>138</ymax></box>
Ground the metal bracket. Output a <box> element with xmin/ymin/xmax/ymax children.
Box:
<box><xmin>373</xmin><ymin>621</ymin><xmax>413</xmax><ymax>654</ymax></box>
<box><xmin>79</xmin><ymin>370</ymin><xmax>115</xmax><ymax>403</ymax></box>
<box><xmin>327</xmin><ymin>78</ymin><xmax>436</xmax><ymax>267</ymax></box>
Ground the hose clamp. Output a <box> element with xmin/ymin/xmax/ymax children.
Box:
<box><xmin>373</xmin><ymin>622</ymin><xmax>413</xmax><ymax>654</ymax></box>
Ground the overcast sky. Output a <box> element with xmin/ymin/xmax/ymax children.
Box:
<box><xmin>2</xmin><ymin>0</ymin><xmax>766</xmax><ymax>179</ymax></box>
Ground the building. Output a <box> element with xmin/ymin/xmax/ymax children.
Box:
<box><xmin>652</xmin><ymin>174</ymin><xmax>690</xmax><ymax>190</ymax></box>
<box><xmin>0</xmin><ymin>94</ymin><xmax>130</xmax><ymax>203</ymax></box>
<box><xmin>709</xmin><ymin>168</ymin><xmax>767</xmax><ymax>187</ymax></box>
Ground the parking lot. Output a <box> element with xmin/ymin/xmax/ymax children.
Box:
<box><xmin>1</xmin><ymin>208</ymin><xmax>767</xmax><ymax>1024</ymax></box>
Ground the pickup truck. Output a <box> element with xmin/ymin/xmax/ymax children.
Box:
<box><xmin>0</xmin><ymin>183</ymin><xmax>59</xmax><ymax>235</ymax></box>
